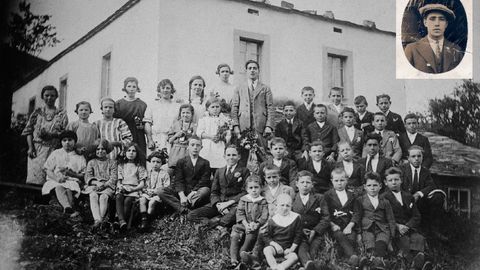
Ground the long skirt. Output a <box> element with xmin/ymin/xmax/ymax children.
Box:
<box><xmin>26</xmin><ymin>143</ymin><xmax>54</xmax><ymax>185</ymax></box>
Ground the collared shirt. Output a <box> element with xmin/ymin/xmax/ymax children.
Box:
<box><xmin>304</xmin><ymin>102</ymin><xmax>313</xmax><ymax>111</ymax></box>
<box><xmin>342</xmin><ymin>160</ymin><xmax>354</xmax><ymax>177</ymax></box>
<box><xmin>190</xmin><ymin>156</ymin><xmax>198</xmax><ymax>167</ymax></box>
<box><xmin>336</xmin><ymin>189</ymin><xmax>348</xmax><ymax>206</ymax></box>
<box><xmin>375</xmin><ymin>130</ymin><xmax>384</xmax><ymax>137</ymax></box>
<box><xmin>358</xmin><ymin>111</ymin><xmax>366</xmax><ymax>120</ymax></box>
<box><xmin>384</xmin><ymin>110</ymin><xmax>391</xmax><ymax>117</ymax></box>
<box><xmin>427</xmin><ymin>36</ymin><xmax>444</xmax><ymax>56</ymax></box>
<box><xmin>226</xmin><ymin>164</ymin><xmax>237</xmax><ymax>175</ymax></box>
<box><xmin>248</xmin><ymin>79</ymin><xmax>258</xmax><ymax>91</ymax></box>
<box><xmin>333</xmin><ymin>104</ymin><xmax>343</xmax><ymax>113</ymax></box>
<box><xmin>366</xmin><ymin>153</ymin><xmax>380</xmax><ymax>172</ymax></box>
<box><xmin>317</xmin><ymin>121</ymin><xmax>325</xmax><ymax>129</ymax></box>
<box><xmin>268</xmin><ymin>185</ymin><xmax>279</xmax><ymax>196</ymax></box>
<box><xmin>345</xmin><ymin>126</ymin><xmax>355</xmax><ymax>142</ymax></box>
<box><xmin>312</xmin><ymin>160</ymin><xmax>322</xmax><ymax>173</ymax></box>
<box><xmin>367</xmin><ymin>194</ymin><xmax>379</xmax><ymax>209</ymax></box>
<box><xmin>299</xmin><ymin>193</ymin><xmax>310</xmax><ymax>205</ymax></box>
<box><xmin>392</xmin><ymin>191</ymin><xmax>403</xmax><ymax>206</ymax></box>
<box><xmin>286</xmin><ymin>118</ymin><xmax>294</xmax><ymax>125</ymax></box>
<box><xmin>407</xmin><ymin>132</ymin><xmax>418</xmax><ymax>144</ymax></box>
<box><xmin>273</xmin><ymin>159</ymin><xmax>282</xmax><ymax>168</ymax></box>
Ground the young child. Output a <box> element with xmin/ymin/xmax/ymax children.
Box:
<box><xmin>292</xmin><ymin>170</ymin><xmax>330</xmax><ymax>270</ymax></box>
<box><xmin>302</xmin><ymin>104</ymin><xmax>339</xmax><ymax>162</ymax></box>
<box><xmin>114</xmin><ymin>77</ymin><xmax>148</xmax><ymax>156</ymax></box>
<box><xmin>298</xmin><ymin>141</ymin><xmax>332</xmax><ymax>194</ymax></box>
<box><xmin>263</xmin><ymin>193</ymin><xmax>303</xmax><ymax>270</ymax></box>
<box><xmin>358</xmin><ymin>133</ymin><xmax>393</xmax><ymax>180</ymax></box>
<box><xmin>95</xmin><ymin>98</ymin><xmax>133</xmax><ymax>160</ymax></box>
<box><xmin>324</xmin><ymin>168</ymin><xmax>360</xmax><ymax>267</ymax></box>
<box><xmin>139</xmin><ymin>150</ymin><xmax>170</xmax><ymax>230</ymax></box>
<box><xmin>337</xmin><ymin>107</ymin><xmax>363</xmax><ymax>159</ymax></box>
<box><xmin>376</xmin><ymin>94</ymin><xmax>406</xmax><ymax>135</ymax></box>
<box><xmin>275</xmin><ymin>100</ymin><xmax>304</xmax><ymax>161</ymax></box>
<box><xmin>381</xmin><ymin>167</ymin><xmax>425</xmax><ymax>270</ymax></box>
<box><xmin>259</xmin><ymin>137</ymin><xmax>298</xmax><ymax>187</ymax></box>
<box><xmin>115</xmin><ymin>142</ymin><xmax>147</xmax><ymax>230</ymax></box>
<box><xmin>187</xmin><ymin>145</ymin><xmax>249</xmax><ymax>232</ymax></box>
<box><xmin>159</xmin><ymin>136</ymin><xmax>211</xmax><ymax>213</ymax></box>
<box><xmin>398</xmin><ymin>114</ymin><xmax>433</xmax><ymax>168</ymax></box>
<box><xmin>66</xmin><ymin>101</ymin><xmax>99</xmax><ymax>155</ymax></box>
<box><xmin>231</xmin><ymin>175</ymin><xmax>268</xmax><ymax>267</ymax></box>
<box><xmin>197</xmin><ymin>97</ymin><xmax>229</xmax><ymax>171</ymax></box>
<box><xmin>208</xmin><ymin>63</ymin><xmax>236</xmax><ymax>113</ymax></box>
<box><xmin>326</xmin><ymin>87</ymin><xmax>346</xmax><ymax>127</ymax></box>
<box><xmin>364</xmin><ymin>112</ymin><xmax>402</xmax><ymax>164</ymax></box>
<box><xmin>42</xmin><ymin>131</ymin><xmax>86</xmax><ymax>216</ymax></box>
<box><xmin>353</xmin><ymin>95</ymin><xmax>374</xmax><ymax>135</ymax></box>
<box><xmin>296</xmin><ymin>86</ymin><xmax>316</xmax><ymax>126</ymax></box>
<box><xmin>189</xmin><ymin>75</ymin><xmax>207</xmax><ymax>123</ymax></box>
<box><xmin>84</xmin><ymin>139</ymin><xmax>117</xmax><ymax>228</ymax></box>
<box><xmin>167</xmin><ymin>104</ymin><xmax>197</xmax><ymax>168</ymax></box>
<box><xmin>144</xmin><ymin>79</ymin><xmax>180</xmax><ymax>152</ymax></box>
<box><xmin>350</xmin><ymin>172</ymin><xmax>396</xmax><ymax>269</ymax></box>
<box><xmin>335</xmin><ymin>142</ymin><xmax>364</xmax><ymax>195</ymax></box>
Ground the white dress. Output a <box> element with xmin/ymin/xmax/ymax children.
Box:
<box><xmin>196</xmin><ymin>114</ymin><xmax>228</xmax><ymax>168</ymax></box>
<box><xmin>143</xmin><ymin>99</ymin><xmax>181</xmax><ymax>152</ymax></box>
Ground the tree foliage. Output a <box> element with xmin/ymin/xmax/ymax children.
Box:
<box><xmin>7</xmin><ymin>1</ymin><xmax>60</xmax><ymax>55</ymax></box>
<box><xmin>428</xmin><ymin>80</ymin><xmax>480</xmax><ymax>148</ymax></box>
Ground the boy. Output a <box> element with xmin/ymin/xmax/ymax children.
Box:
<box><xmin>326</xmin><ymin>87</ymin><xmax>347</xmax><ymax>127</ymax></box>
<box><xmin>381</xmin><ymin>167</ymin><xmax>426</xmax><ymax>270</ymax></box>
<box><xmin>354</xmin><ymin>95</ymin><xmax>374</xmax><ymax>134</ymax></box>
<box><xmin>187</xmin><ymin>145</ymin><xmax>249</xmax><ymax>232</ymax></box>
<box><xmin>350</xmin><ymin>172</ymin><xmax>396</xmax><ymax>269</ymax></box>
<box><xmin>302</xmin><ymin>104</ymin><xmax>339</xmax><ymax>162</ymax></box>
<box><xmin>292</xmin><ymin>170</ymin><xmax>330</xmax><ymax>270</ymax></box>
<box><xmin>296</xmin><ymin>86</ymin><xmax>316</xmax><ymax>126</ymax></box>
<box><xmin>335</xmin><ymin>142</ymin><xmax>365</xmax><ymax>194</ymax></box>
<box><xmin>298</xmin><ymin>141</ymin><xmax>332</xmax><ymax>194</ymax></box>
<box><xmin>324</xmin><ymin>168</ymin><xmax>360</xmax><ymax>267</ymax></box>
<box><xmin>337</xmin><ymin>107</ymin><xmax>364</xmax><ymax>159</ymax></box>
<box><xmin>358</xmin><ymin>133</ymin><xmax>393</xmax><ymax>180</ymax></box>
<box><xmin>259</xmin><ymin>137</ymin><xmax>298</xmax><ymax>187</ymax></box>
<box><xmin>376</xmin><ymin>94</ymin><xmax>405</xmax><ymax>135</ymax></box>
<box><xmin>158</xmin><ymin>136</ymin><xmax>211</xmax><ymax>214</ymax></box>
<box><xmin>398</xmin><ymin>114</ymin><xmax>433</xmax><ymax>168</ymax></box>
<box><xmin>275</xmin><ymin>101</ymin><xmax>304</xmax><ymax>160</ymax></box>
<box><xmin>364</xmin><ymin>112</ymin><xmax>402</xmax><ymax>164</ymax></box>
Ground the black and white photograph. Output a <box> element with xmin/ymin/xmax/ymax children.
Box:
<box><xmin>0</xmin><ymin>0</ymin><xmax>479</xmax><ymax>269</ymax></box>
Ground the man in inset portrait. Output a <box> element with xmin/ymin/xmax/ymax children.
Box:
<box><xmin>404</xmin><ymin>3</ymin><xmax>464</xmax><ymax>74</ymax></box>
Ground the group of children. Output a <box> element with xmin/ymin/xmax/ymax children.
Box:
<box><xmin>34</xmin><ymin>74</ymin><xmax>440</xmax><ymax>270</ymax></box>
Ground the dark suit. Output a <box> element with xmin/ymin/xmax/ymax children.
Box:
<box><xmin>258</xmin><ymin>157</ymin><xmax>298</xmax><ymax>187</ymax></box>
<box><xmin>385</xmin><ymin>111</ymin><xmax>405</xmax><ymax>135</ymax></box>
<box><xmin>337</xmin><ymin>126</ymin><xmax>364</xmax><ymax>159</ymax></box>
<box><xmin>159</xmin><ymin>156</ymin><xmax>211</xmax><ymax>212</ymax></box>
<box><xmin>292</xmin><ymin>193</ymin><xmax>330</xmax><ymax>266</ymax></box>
<box><xmin>358</xmin><ymin>156</ymin><xmax>393</xmax><ymax>180</ymax></box>
<box><xmin>398</xmin><ymin>132</ymin><xmax>433</xmax><ymax>169</ymax></box>
<box><xmin>298</xmin><ymin>158</ymin><xmax>332</xmax><ymax>194</ymax></box>
<box><xmin>354</xmin><ymin>111</ymin><xmax>375</xmax><ymax>134</ymax></box>
<box><xmin>296</xmin><ymin>103</ymin><xmax>315</xmax><ymax>127</ymax></box>
<box><xmin>404</xmin><ymin>37</ymin><xmax>463</xmax><ymax>74</ymax></box>
<box><xmin>334</xmin><ymin>161</ymin><xmax>365</xmax><ymax>189</ymax></box>
<box><xmin>302</xmin><ymin>121</ymin><xmax>339</xmax><ymax>155</ymax></box>
<box><xmin>275</xmin><ymin>117</ymin><xmax>304</xmax><ymax>159</ymax></box>
<box><xmin>399</xmin><ymin>164</ymin><xmax>435</xmax><ymax>196</ymax></box>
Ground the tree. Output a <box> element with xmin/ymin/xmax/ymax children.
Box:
<box><xmin>428</xmin><ymin>80</ymin><xmax>480</xmax><ymax>148</ymax></box>
<box><xmin>7</xmin><ymin>0</ymin><xmax>60</xmax><ymax>55</ymax></box>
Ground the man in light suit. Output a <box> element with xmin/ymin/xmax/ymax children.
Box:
<box><xmin>404</xmin><ymin>3</ymin><xmax>463</xmax><ymax>73</ymax></box>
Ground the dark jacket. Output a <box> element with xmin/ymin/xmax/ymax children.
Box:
<box><xmin>259</xmin><ymin>157</ymin><xmax>298</xmax><ymax>187</ymax></box>
<box><xmin>385</xmin><ymin>111</ymin><xmax>406</xmax><ymax>135</ymax></box>
<box><xmin>297</xmin><ymin>158</ymin><xmax>332</xmax><ymax>194</ymax></box>
<box><xmin>275</xmin><ymin>117</ymin><xmax>304</xmax><ymax>154</ymax></box>
<box><xmin>174</xmin><ymin>156</ymin><xmax>211</xmax><ymax>194</ymax></box>
<box><xmin>296</xmin><ymin>103</ymin><xmax>315</xmax><ymax>127</ymax></box>
<box><xmin>324</xmin><ymin>188</ymin><xmax>356</xmax><ymax>229</ymax></box>
<box><xmin>292</xmin><ymin>193</ymin><xmax>330</xmax><ymax>235</ymax></box>
<box><xmin>352</xmin><ymin>194</ymin><xmax>396</xmax><ymax>237</ymax></box>
<box><xmin>381</xmin><ymin>189</ymin><xmax>421</xmax><ymax>230</ymax></box>
<box><xmin>302</xmin><ymin>121</ymin><xmax>339</xmax><ymax>155</ymax></box>
<box><xmin>398</xmin><ymin>132</ymin><xmax>433</xmax><ymax>169</ymax></box>
<box><xmin>210</xmin><ymin>166</ymin><xmax>250</xmax><ymax>206</ymax></box>
<box><xmin>400</xmin><ymin>163</ymin><xmax>435</xmax><ymax>196</ymax></box>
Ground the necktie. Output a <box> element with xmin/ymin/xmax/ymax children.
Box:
<box><xmin>435</xmin><ymin>40</ymin><xmax>441</xmax><ymax>62</ymax></box>
<box><xmin>287</xmin><ymin>120</ymin><xmax>293</xmax><ymax>136</ymax></box>
<box><xmin>413</xmin><ymin>169</ymin><xmax>419</xmax><ymax>192</ymax></box>
<box><xmin>227</xmin><ymin>166</ymin><xmax>233</xmax><ymax>178</ymax></box>
<box><xmin>250</xmin><ymin>81</ymin><xmax>255</xmax><ymax>92</ymax></box>
<box><xmin>366</xmin><ymin>156</ymin><xmax>373</xmax><ymax>172</ymax></box>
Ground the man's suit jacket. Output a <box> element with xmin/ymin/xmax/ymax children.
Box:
<box><xmin>352</xmin><ymin>194</ymin><xmax>396</xmax><ymax>237</ymax></box>
<box><xmin>400</xmin><ymin>163</ymin><xmax>435</xmax><ymax>196</ymax></box>
<box><xmin>337</xmin><ymin>126</ymin><xmax>364</xmax><ymax>158</ymax></box>
<box><xmin>354</xmin><ymin>111</ymin><xmax>375</xmax><ymax>134</ymax></box>
<box><xmin>404</xmin><ymin>37</ymin><xmax>463</xmax><ymax>74</ymax></box>
<box><xmin>292</xmin><ymin>192</ymin><xmax>330</xmax><ymax>234</ymax></box>
<box><xmin>258</xmin><ymin>157</ymin><xmax>298</xmax><ymax>187</ymax></box>
<box><xmin>381</xmin><ymin>190</ymin><xmax>421</xmax><ymax>230</ymax></box>
<box><xmin>296</xmin><ymin>103</ymin><xmax>315</xmax><ymax>127</ymax></box>
<box><xmin>298</xmin><ymin>158</ymin><xmax>332</xmax><ymax>194</ymax></box>
<box><xmin>174</xmin><ymin>156</ymin><xmax>211</xmax><ymax>194</ymax></box>
<box><xmin>334</xmin><ymin>161</ymin><xmax>365</xmax><ymax>188</ymax></box>
<box><xmin>398</xmin><ymin>132</ymin><xmax>433</xmax><ymax>169</ymax></box>
<box><xmin>324</xmin><ymin>188</ymin><xmax>356</xmax><ymax>229</ymax></box>
<box><xmin>262</xmin><ymin>183</ymin><xmax>295</xmax><ymax>217</ymax></box>
<box><xmin>358</xmin><ymin>156</ymin><xmax>393</xmax><ymax>180</ymax></box>
<box><xmin>362</xmin><ymin>130</ymin><xmax>402</xmax><ymax>163</ymax></box>
<box><xmin>385</xmin><ymin>111</ymin><xmax>405</xmax><ymax>135</ymax></box>
<box><xmin>231</xmin><ymin>81</ymin><xmax>275</xmax><ymax>133</ymax></box>
<box><xmin>326</xmin><ymin>103</ymin><xmax>346</xmax><ymax>128</ymax></box>
<box><xmin>275</xmin><ymin>118</ymin><xmax>304</xmax><ymax>154</ymax></box>
<box><xmin>210</xmin><ymin>166</ymin><xmax>250</xmax><ymax>206</ymax></box>
<box><xmin>302</xmin><ymin>122</ymin><xmax>339</xmax><ymax>154</ymax></box>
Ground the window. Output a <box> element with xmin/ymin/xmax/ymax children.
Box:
<box><xmin>101</xmin><ymin>52</ymin><xmax>111</xmax><ymax>98</ymax></box>
<box><xmin>448</xmin><ymin>187</ymin><xmax>471</xmax><ymax>218</ymax></box>
<box><xmin>28</xmin><ymin>97</ymin><xmax>36</xmax><ymax>116</ymax></box>
<box><xmin>59</xmin><ymin>75</ymin><xmax>68</xmax><ymax>110</ymax></box>
<box><xmin>233</xmin><ymin>30</ymin><xmax>270</xmax><ymax>85</ymax></box>
<box><xmin>322</xmin><ymin>47</ymin><xmax>353</xmax><ymax>103</ymax></box>
<box><xmin>328</xmin><ymin>54</ymin><xmax>345</xmax><ymax>90</ymax></box>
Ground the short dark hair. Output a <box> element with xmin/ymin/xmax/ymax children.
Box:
<box><xmin>270</xmin><ymin>137</ymin><xmax>286</xmax><ymax>147</ymax></box>
<box><xmin>364</xmin><ymin>171</ymin><xmax>381</xmax><ymax>184</ymax></box>
<box><xmin>329</xmin><ymin>87</ymin><xmax>343</xmax><ymax>96</ymax></box>
<box><xmin>216</xmin><ymin>63</ymin><xmax>234</xmax><ymax>75</ymax></box>
<box><xmin>330</xmin><ymin>167</ymin><xmax>347</xmax><ymax>179</ymax></box>
<box><xmin>373</xmin><ymin>112</ymin><xmax>386</xmax><ymax>120</ymax></box>
<box><xmin>122</xmin><ymin>77</ymin><xmax>140</xmax><ymax>92</ymax></box>
<box><xmin>121</xmin><ymin>142</ymin><xmax>144</xmax><ymax>165</ymax></box>
<box><xmin>283</xmin><ymin>100</ymin><xmax>296</xmax><ymax>108</ymax></box>
<box><xmin>263</xmin><ymin>164</ymin><xmax>280</xmax><ymax>174</ymax></box>
<box><xmin>404</xmin><ymin>113</ymin><xmax>418</xmax><ymax>122</ymax></box>
<box><xmin>224</xmin><ymin>144</ymin><xmax>240</xmax><ymax>155</ymax></box>
<box><xmin>407</xmin><ymin>145</ymin><xmax>424</xmax><ymax>156</ymax></box>
<box><xmin>297</xmin><ymin>170</ymin><xmax>313</xmax><ymax>180</ymax></box>
<box><xmin>376</xmin><ymin>94</ymin><xmax>391</xmax><ymax>103</ymax></box>
<box><xmin>59</xmin><ymin>130</ymin><xmax>78</xmax><ymax>143</ymax></box>
<box><xmin>385</xmin><ymin>167</ymin><xmax>402</xmax><ymax>178</ymax></box>
<box><xmin>188</xmin><ymin>135</ymin><xmax>202</xmax><ymax>144</ymax></box>
<box><xmin>314</xmin><ymin>103</ymin><xmax>328</xmax><ymax>112</ymax></box>
<box><xmin>157</xmin><ymin>79</ymin><xmax>176</xmax><ymax>95</ymax></box>
<box><xmin>340</xmin><ymin>107</ymin><xmax>356</xmax><ymax>117</ymax></box>
<box><xmin>301</xmin><ymin>86</ymin><xmax>315</xmax><ymax>94</ymax></box>
<box><xmin>75</xmin><ymin>101</ymin><xmax>93</xmax><ymax>114</ymax></box>
<box><xmin>309</xmin><ymin>140</ymin><xmax>325</xmax><ymax>151</ymax></box>
<box><xmin>245</xmin><ymin>60</ymin><xmax>259</xmax><ymax>70</ymax></box>
<box><xmin>354</xmin><ymin>95</ymin><xmax>368</xmax><ymax>106</ymax></box>
<box><xmin>147</xmin><ymin>150</ymin><xmax>168</xmax><ymax>165</ymax></box>
<box><xmin>41</xmin><ymin>85</ymin><xmax>58</xmax><ymax>99</ymax></box>
<box><xmin>364</xmin><ymin>133</ymin><xmax>382</xmax><ymax>145</ymax></box>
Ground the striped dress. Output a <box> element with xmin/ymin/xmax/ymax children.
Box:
<box><xmin>94</xmin><ymin>118</ymin><xmax>133</xmax><ymax>160</ymax></box>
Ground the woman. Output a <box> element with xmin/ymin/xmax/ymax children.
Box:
<box><xmin>23</xmin><ymin>85</ymin><xmax>68</xmax><ymax>185</ymax></box>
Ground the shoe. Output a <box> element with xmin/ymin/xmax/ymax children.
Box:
<box><xmin>64</xmin><ymin>207</ymin><xmax>74</xmax><ymax>214</ymax></box>
<box><xmin>92</xmin><ymin>220</ymin><xmax>102</xmax><ymax>229</ymax></box>
<box><xmin>411</xmin><ymin>252</ymin><xmax>425</xmax><ymax>270</ymax></box>
<box><xmin>371</xmin><ymin>257</ymin><xmax>386</xmax><ymax>270</ymax></box>
<box><xmin>421</xmin><ymin>261</ymin><xmax>433</xmax><ymax>270</ymax></box>
<box><xmin>239</xmin><ymin>251</ymin><xmax>252</xmax><ymax>265</ymax></box>
<box><xmin>119</xmin><ymin>220</ymin><xmax>127</xmax><ymax>231</ymax></box>
<box><xmin>348</xmin><ymin>254</ymin><xmax>360</xmax><ymax>267</ymax></box>
<box><xmin>304</xmin><ymin>260</ymin><xmax>316</xmax><ymax>270</ymax></box>
<box><xmin>139</xmin><ymin>217</ymin><xmax>148</xmax><ymax>230</ymax></box>
<box><xmin>208</xmin><ymin>217</ymin><xmax>221</xmax><ymax>229</ymax></box>
<box><xmin>70</xmin><ymin>211</ymin><xmax>80</xmax><ymax>218</ymax></box>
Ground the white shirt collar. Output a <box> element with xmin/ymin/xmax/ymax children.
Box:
<box><xmin>312</xmin><ymin>160</ymin><xmax>322</xmax><ymax>173</ymax></box>
<box><xmin>226</xmin><ymin>164</ymin><xmax>237</xmax><ymax>173</ymax></box>
<box><xmin>317</xmin><ymin>121</ymin><xmax>325</xmax><ymax>128</ymax></box>
<box><xmin>407</xmin><ymin>132</ymin><xmax>417</xmax><ymax>143</ymax></box>
<box><xmin>367</xmin><ymin>194</ymin><xmax>379</xmax><ymax>208</ymax></box>
<box><xmin>273</xmin><ymin>159</ymin><xmax>282</xmax><ymax>168</ymax></box>
<box><xmin>299</xmin><ymin>193</ymin><xmax>310</xmax><ymax>205</ymax></box>
<box><xmin>245</xmin><ymin>194</ymin><xmax>264</xmax><ymax>203</ymax></box>
<box><xmin>335</xmin><ymin>189</ymin><xmax>348</xmax><ymax>206</ymax></box>
<box><xmin>304</xmin><ymin>102</ymin><xmax>313</xmax><ymax>110</ymax></box>
<box><xmin>384</xmin><ymin>110</ymin><xmax>390</xmax><ymax>116</ymax></box>
<box><xmin>248</xmin><ymin>79</ymin><xmax>258</xmax><ymax>89</ymax></box>
<box><xmin>391</xmin><ymin>190</ymin><xmax>403</xmax><ymax>205</ymax></box>
<box><xmin>427</xmin><ymin>36</ymin><xmax>444</xmax><ymax>53</ymax></box>
<box><xmin>190</xmin><ymin>156</ymin><xmax>198</xmax><ymax>166</ymax></box>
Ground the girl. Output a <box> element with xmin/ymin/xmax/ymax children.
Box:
<box><xmin>144</xmin><ymin>79</ymin><xmax>180</xmax><ymax>152</ymax></box>
<box><xmin>84</xmin><ymin>139</ymin><xmax>117</xmax><ymax>228</ymax></box>
<box><xmin>263</xmin><ymin>193</ymin><xmax>302</xmax><ymax>270</ymax></box>
<box><xmin>167</xmin><ymin>104</ymin><xmax>197</xmax><ymax>168</ymax></box>
<box><xmin>196</xmin><ymin>97</ymin><xmax>228</xmax><ymax>170</ymax></box>
<box><xmin>115</xmin><ymin>142</ymin><xmax>147</xmax><ymax>230</ymax></box>
<box><xmin>188</xmin><ymin>75</ymin><xmax>206</xmax><ymax>123</ymax></box>
<box><xmin>95</xmin><ymin>98</ymin><xmax>133</xmax><ymax>160</ymax></box>
<box><xmin>42</xmin><ymin>131</ymin><xmax>86</xmax><ymax>216</ymax></box>
<box><xmin>230</xmin><ymin>175</ymin><xmax>268</xmax><ymax>267</ymax></box>
<box><xmin>208</xmin><ymin>64</ymin><xmax>235</xmax><ymax>114</ymax></box>
<box><xmin>114</xmin><ymin>77</ymin><xmax>148</xmax><ymax>157</ymax></box>
<box><xmin>139</xmin><ymin>150</ymin><xmax>170</xmax><ymax>230</ymax></box>
<box><xmin>66</xmin><ymin>101</ymin><xmax>99</xmax><ymax>156</ymax></box>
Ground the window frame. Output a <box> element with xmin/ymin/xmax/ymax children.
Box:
<box><xmin>322</xmin><ymin>46</ymin><xmax>353</xmax><ymax>103</ymax></box>
<box><xmin>101</xmin><ymin>52</ymin><xmax>112</xmax><ymax>98</ymax></box>
<box><xmin>59</xmin><ymin>74</ymin><xmax>68</xmax><ymax>110</ymax></box>
<box><xmin>233</xmin><ymin>30</ymin><xmax>270</xmax><ymax>85</ymax></box>
<box><xmin>448</xmin><ymin>187</ymin><xmax>471</xmax><ymax>218</ymax></box>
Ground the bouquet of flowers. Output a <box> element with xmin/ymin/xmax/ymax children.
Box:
<box><xmin>238</xmin><ymin>128</ymin><xmax>266</xmax><ymax>174</ymax></box>
<box><xmin>216</xmin><ymin>117</ymin><xmax>233</xmax><ymax>144</ymax></box>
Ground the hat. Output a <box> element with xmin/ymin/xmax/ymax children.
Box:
<box><xmin>419</xmin><ymin>4</ymin><xmax>455</xmax><ymax>21</ymax></box>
